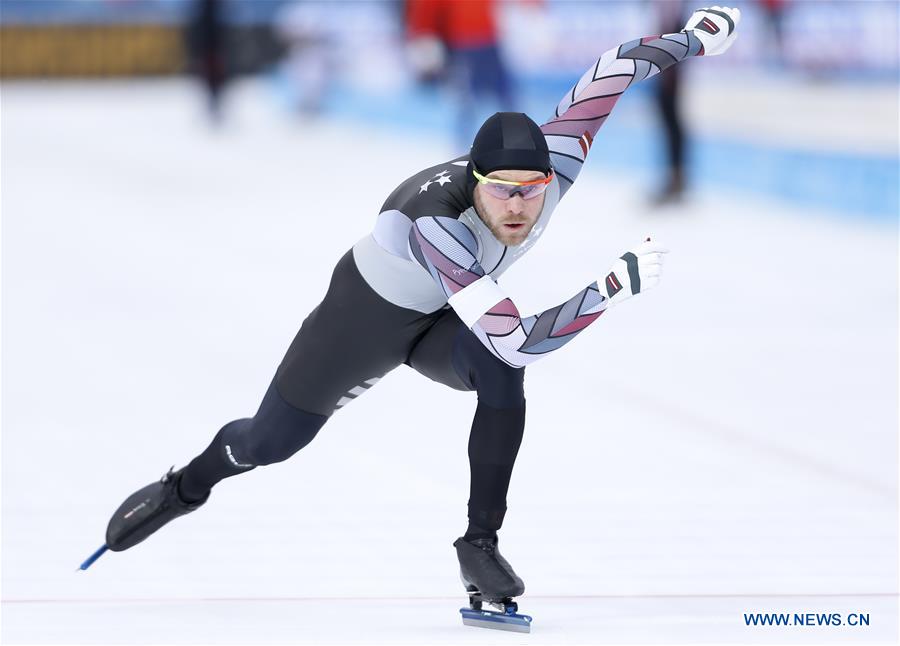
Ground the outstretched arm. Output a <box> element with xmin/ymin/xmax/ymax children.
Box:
<box><xmin>543</xmin><ymin>6</ymin><xmax>741</xmax><ymax>195</ymax></box>
<box><xmin>409</xmin><ymin>216</ymin><xmax>665</xmax><ymax>368</ymax></box>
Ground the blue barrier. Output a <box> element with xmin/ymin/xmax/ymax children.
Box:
<box><xmin>314</xmin><ymin>78</ymin><xmax>898</xmax><ymax>222</ymax></box>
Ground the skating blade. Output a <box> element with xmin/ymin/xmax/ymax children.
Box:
<box><xmin>77</xmin><ymin>544</ymin><xmax>108</xmax><ymax>571</ymax></box>
<box><xmin>460</xmin><ymin>607</ymin><xmax>532</xmax><ymax>633</ymax></box>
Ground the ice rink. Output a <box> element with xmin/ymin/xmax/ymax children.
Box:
<box><xmin>2</xmin><ymin>79</ymin><xmax>898</xmax><ymax>644</ymax></box>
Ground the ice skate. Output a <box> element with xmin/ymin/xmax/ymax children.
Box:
<box><xmin>80</xmin><ymin>466</ymin><xmax>209</xmax><ymax>569</ymax></box>
<box><xmin>454</xmin><ymin>536</ymin><xmax>532</xmax><ymax>633</ymax></box>
<box><xmin>105</xmin><ymin>467</ymin><xmax>208</xmax><ymax>552</ymax></box>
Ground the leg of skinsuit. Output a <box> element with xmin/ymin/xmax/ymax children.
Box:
<box><xmin>178</xmin><ymin>379</ymin><xmax>328</xmax><ymax>501</ymax></box>
<box><xmin>407</xmin><ymin>310</ymin><xmax>526</xmax><ymax>540</ymax></box>
<box><xmin>180</xmin><ymin>250</ymin><xmax>443</xmax><ymax>502</ymax></box>
<box><xmin>106</xmin><ymin>249</ymin><xmax>445</xmax><ymax>553</ymax></box>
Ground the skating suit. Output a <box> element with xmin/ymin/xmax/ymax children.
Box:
<box><xmin>179</xmin><ymin>28</ymin><xmax>704</xmax><ymax>528</ymax></box>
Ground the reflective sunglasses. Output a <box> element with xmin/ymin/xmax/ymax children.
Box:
<box><xmin>472</xmin><ymin>167</ymin><xmax>554</xmax><ymax>200</ymax></box>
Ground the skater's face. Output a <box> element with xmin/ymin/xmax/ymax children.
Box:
<box><xmin>473</xmin><ymin>169</ymin><xmax>547</xmax><ymax>246</ymax></box>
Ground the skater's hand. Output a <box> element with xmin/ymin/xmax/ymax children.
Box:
<box><xmin>602</xmin><ymin>238</ymin><xmax>668</xmax><ymax>306</ymax></box>
<box><xmin>683</xmin><ymin>6</ymin><xmax>741</xmax><ymax>56</ymax></box>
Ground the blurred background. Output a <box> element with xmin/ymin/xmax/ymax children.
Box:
<box><xmin>2</xmin><ymin>0</ymin><xmax>897</xmax><ymax>212</ymax></box>
<box><xmin>2</xmin><ymin>1</ymin><xmax>898</xmax><ymax>644</ymax></box>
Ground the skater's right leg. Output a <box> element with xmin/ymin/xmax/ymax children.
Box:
<box><xmin>177</xmin><ymin>380</ymin><xmax>328</xmax><ymax>502</ymax></box>
<box><xmin>106</xmin><ymin>249</ymin><xmax>439</xmax><ymax>553</ymax></box>
<box><xmin>106</xmin><ymin>379</ymin><xmax>328</xmax><ymax>552</ymax></box>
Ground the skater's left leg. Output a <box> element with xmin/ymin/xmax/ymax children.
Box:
<box><xmin>456</xmin><ymin>331</ymin><xmax>525</xmax><ymax>540</ymax></box>
<box><xmin>406</xmin><ymin>311</ymin><xmax>526</xmax><ymax>539</ymax></box>
<box><xmin>408</xmin><ymin>312</ymin><xmax>528</xmax><ymax>600</ymax></box>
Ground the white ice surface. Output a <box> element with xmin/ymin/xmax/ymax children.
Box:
<box><xmin>1</xmin><ymin>79</ymin><xmax>898</xmax><ymax>644</ymax></box>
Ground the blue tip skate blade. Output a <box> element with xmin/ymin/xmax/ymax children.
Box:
<box><xmin>460</xmin><ymin>607</ymin><xmax>532</xmax><ymax>633</ymax></box>
<box><xmin>78</xmin><ymin>544</ymin><xmax>109</xmax><ymax>571</ymax></box>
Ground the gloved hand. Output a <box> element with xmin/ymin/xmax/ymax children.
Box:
<box><xmin>602</xmin><ymin>238</ymin><xmax>668</xmax><ymax>306</ymax></box>
<box><xmin>684</xmin><ymin>6</ymin><xmax>741</xmax><ymax>56</ymax></box>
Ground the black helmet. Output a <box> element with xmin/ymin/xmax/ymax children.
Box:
<box><xmin>469</xmin><ymin>112</ymin><xmax>552</xmax><ymax>176</ymax></box>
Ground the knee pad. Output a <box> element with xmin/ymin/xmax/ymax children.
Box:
<box><xmin>224</xmin><ymin>384</ymin><xmax>329</xmax><ymax>466</ymax></box>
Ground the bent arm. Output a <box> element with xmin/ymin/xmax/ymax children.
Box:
<box><xmin>409</xmin><ymin>216</ymin><xmax>608</xmax><ymax>368</ymax></box>
<box><xmin>542</xmin><ymin>30</ymin><xmax>703</xmax><ymax>194</ymax></box>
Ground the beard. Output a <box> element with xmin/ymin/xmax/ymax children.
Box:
<box><xmin>485</xmin><ymin>219</ymin><xmax>533</xmax><ymax>245</ymax></box>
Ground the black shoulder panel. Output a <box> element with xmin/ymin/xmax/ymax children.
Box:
<box><xmin>379</xmin><ymin>155</ymin><xmax>473</xmax><ymax>221</ymax></box>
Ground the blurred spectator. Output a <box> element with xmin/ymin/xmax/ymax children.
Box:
<box><xmin>406</xmin><ymin>0</ymin><xmax>516</xmax><ymax>147</ymax></box>
<box><xmin>186</xmin><ymin>0</ymin><xmax>229</xmax><ymax>123</ymax></box>
<box><xmin>651</xmin><ymin>0</ymin><xmax>688</xmax><ymax>205</ymax></box>
<box><xmin>759</xmin><ymin>0</ymin><xmax>788</xmax><ymax>68</ymax></box>
<box><xmin>273</xmin><ymin>1</ymin><xmax>336</xmax><ymax>117</ymax></box>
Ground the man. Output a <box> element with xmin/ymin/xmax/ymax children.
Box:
<box><xmin>103</xmin><ymin>6</ymin><xmax>740</xmax><ymax>609</ymax></box>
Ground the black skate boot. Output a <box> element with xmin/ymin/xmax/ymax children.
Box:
<box><xmin>105</xmin><ymin>467</ymin><xmax>208</xmax><ymax>552</ymax></box>
<box><xmin>454</xmin><ymin>536</ymin><xmax>532</xmax><ymax>633</ymax></box>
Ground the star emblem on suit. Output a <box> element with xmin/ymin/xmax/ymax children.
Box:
<box><xmin>419</xmin><ymin>170</ymin><xmax>452</xmax><ymax>193</ymax></box>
